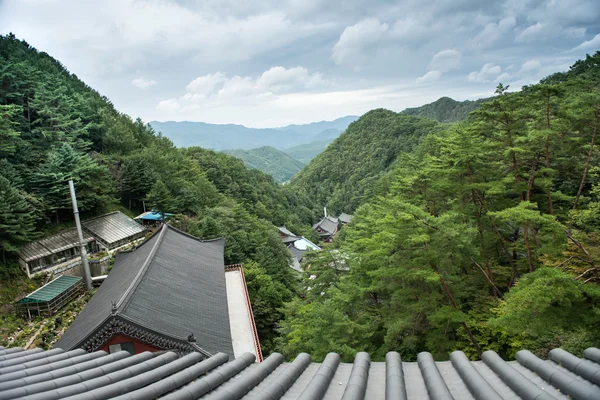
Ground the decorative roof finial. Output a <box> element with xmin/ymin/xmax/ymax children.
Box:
<box><xmin>111</xmin><ymin>301</ymin><xmax>118</xmax><ymax>315</ymax></box>
<box><xmin>187</xmin><ymin>333</ymin><xmax>196</xmax><ymax>343</ymax></box>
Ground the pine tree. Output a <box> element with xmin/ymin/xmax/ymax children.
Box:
<box><xmin>0</xmin><ymin>176</ymin><xmax>37</xmax><ymax>264</ymax></box>
<box><xmin>145</xmin><ymin>180</ymin><xmax>174</xmax><ymax>220</ymax></box>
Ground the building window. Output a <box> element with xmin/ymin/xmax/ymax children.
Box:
<box><xmin>108</xmin><ymin>341</ymin><xmax>135</xmax><ymax>354</ymax></box>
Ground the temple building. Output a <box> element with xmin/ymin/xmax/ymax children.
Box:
<box><xmin>54</xmin><ymin>224</ymin><xmax>261</xmax><ymax>361</ymax></box>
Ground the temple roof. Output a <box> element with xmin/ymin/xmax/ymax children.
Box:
<box><xmin>54</xmin><ymin>224</ymin><xmax>233</xmax><ymax>357</ymax></box>
<box><xmin>0</xmin><ymin>345</ymin><xmax>598</xmax><ymax>399</ymax></box>
<box><xmin>312</xmin><ymin>216</ymin><xmax>338</xmax><ymax>235</ymax></box>
<box><xmin>338</xmin><ymin>212</ymin><xmax>353</xmax><ymax>224</ymax></box>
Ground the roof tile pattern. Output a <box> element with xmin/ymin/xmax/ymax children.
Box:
<box><xmin>54</xmin><ymin>225</ymin><xmax>233</xmax><ymax>357</ymax></box>
<box><xmin>1</xmin><ymin>346</ymin><xmax>598</xmax><ymax>399</ymax></box>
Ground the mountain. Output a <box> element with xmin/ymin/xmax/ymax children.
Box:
<box><xmin>284</xmin><ymin>139</ymin><xmax>334</xmax><ymax>164</ymax></box>
<box><xmin>223</xmin><ymin>146</ymin><xmax>305</xmax><ymax>183</ymax></box>
<box><xmin>149</xmin><ymin>116</ymin><xmax>358</xmax><ymax>151</ymax></box>
<box><xmin>289</xmin><ymin>110</ymin><xmax>442</xmax><ymax>214</ymax></box>
<box><xmin>402</xmin><ymin>96</ymin><xmax>492</xmax><ymax>123</ymax></box>
<box><xmin>276</xmin><ymin>116</ymin><xmax>358</xmax><ymax>136</ymax></box>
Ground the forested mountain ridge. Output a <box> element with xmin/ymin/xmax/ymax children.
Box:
<box><xmin>149</xmin><ymin>116</ymin><xmax>357</xmax><ymax>151</ymax></box>
<box><xmin>0</xmin><ymin>34</ymin><xmax>311</xmax><ymax>352</ymax></box>
<box><xmin>278</xmin><ymin>52</ymin><xmax>600</xmax><ymax>362</ymax></box>
<box><xmin>223</xmin><ymin>146</ymin><xmax>305</xmax><ymax>183</ymax></box>
<box><xmin>288</xmin><ymin>110</ymin><xmax>442</xmax><ymax>215</ymax></box>
<box><xmin>402</xmin><ymin>96</ymin><xmax>492</xmax><ymax>123</ymax></box>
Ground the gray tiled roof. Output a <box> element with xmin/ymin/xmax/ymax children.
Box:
<box><xmin>338</xmin><ymin>213</ymin><xmax>353</xmax><ymax>224</ymax></box>
<box><xmin>313</xmin><ymin>217</ymin><xmax>338</xmax><ymax>235</ymax></box>
<box><xmin>0</xmin><ymin>346</ymin><xmax>598</xmax><ymax>399</ymax></box>
<box><xmin>54</xmin><ymin>224</ymin><xmax>233</xmax><ymax>357</ymax></box>
<box><xmin>82</xmin><ymin>211</ymin><xmax>146</xmax><ymax>246</ymax></box>
<box><xmin>19</xmin><ymin>229</ymin><xmax>94</xmax><ymax>262</ymax></box>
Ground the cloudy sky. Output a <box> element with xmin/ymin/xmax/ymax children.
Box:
<box><xmin>1</xmin><ymin>0</ymin><xmax>599</xmax><ymax>127</ymax></box>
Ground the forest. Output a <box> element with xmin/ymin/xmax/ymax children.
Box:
<box><xmin>278</xmin><ymin>52</ymin><xmax>600</xmax><ymax>361</ymax></box>
<box><xmin>1</xmin><ymin>32</ymin><xmax>599</xmax><ymax>361</ymax></box>
<box><xmin>0</xmin><ymin>33</ymin><xmax>313</xmax><ymax>352</ymax></box>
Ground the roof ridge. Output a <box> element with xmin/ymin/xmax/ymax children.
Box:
<box><xmin>116</xmin><ymin>224</ymin><xmax>168</xmax><ymax>310</ymax></box>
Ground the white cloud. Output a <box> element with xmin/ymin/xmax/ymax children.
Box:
<box><xmin>416</xmin><ymin>70</ymin><xmax>442</xmax><ymax>84</ymax></box>
<box><xmin>468</xmin><ymin>63</ymin><xmax>503</xmax><ymax>83</ymax></box>
<box><xmin>515</xmin><ymin>23</ymin><xmax>545</xmax><ymax>42</ymax></box>
<box><xmin>467</xmin><ymin>16</ymin><xmax>516</xmax><ymax>49</ymax></box>
<box><xmin>131</xmin><ymin>77</ymin><xmax>157</xmax><ymax>89</ymax></box>
<box><xmin>573</xmin><ymin>33</ymin><xmax>600</xmax><ymax>50</ymax></box>
<box><xmin>332</xmin><ymin>18</ymin><xmax>389</xmax><ymax>65</ymax></box>
<box><xmin>495</xmin><ymin>72</ymin><xmax>512</xmax><ymax>82</ymax></box>
<box><xmin>186</xmin><ymin>72</ymin><xmax>227</xmax><ymax>96</ymax></box>
<box><xmin>429</xmin><ymin>49</ymin><xmax>461</xmax><ymax>73</ymax></box>
<box><xmin>519</xmin><ymin>60</ymin><xmax>542</xmax><ymax>74</ymax></box>
<box><xmin>156</xmin><ymin>99</ymin><xmax>180</xmax><ymax>112</ymax></box>
<box><xmin>157</xmin><ymin>66</ymin><xmax>329</xmax><ymax>114</ymax></box>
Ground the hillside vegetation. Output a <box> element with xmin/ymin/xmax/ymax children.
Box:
<box><xmin>223</xmin><ymin>146</ymin><xmax>305</xmax><ymax>183</ymax></box>
<box><xmin>0</xmin><ymin>34</ymin><xmax>313</xmax><ymax>352</ymax></box>
<box><xmin>288</xmin><ymin>110</ymin><xmax>442</xmax><ymax>215</ymax></box>
<box><xmin>402</xmin><ymin>96</ymin><xmax>491</xmax><ymax>122</ymax></box>
<box><xmin>278</xmin><ymin>52</ymin><xmax>600</xmax><ymax>362</ymax></box>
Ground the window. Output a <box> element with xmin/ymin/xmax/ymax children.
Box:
<box><xmin>108</xmin><ymin>341</ymin><xmax>135</xmax><ymax>354</ymax></box>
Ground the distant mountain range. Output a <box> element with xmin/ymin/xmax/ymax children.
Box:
<box><xmin>222</xmin><ymin>146</ymin><xmax>305</xmax><ymax>183</ymax></box>
<box><xmin>149</xmin><ymin>116</ymin><xmax>358</xmax><ymax>151</ymax></box>
<box><xmin>150</xmin><ymin>97</ymin><xmax>492</xmax><ymax>183</ymax></box>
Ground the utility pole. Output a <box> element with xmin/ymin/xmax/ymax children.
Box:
<box><xmin>68</xmin><ymin>180</ymin><xmax>93</xmax><ymax>290</ymax></box>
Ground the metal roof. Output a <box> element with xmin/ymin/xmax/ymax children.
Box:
<box><xmin>82</xmin><ymin>211</ymin><xmax>146</xmax><ymax>246</ymax></box>
<box><xmin>16</xmin><ymin>275</ymin><xmax>83</xmax><ymax>304</ymax></box>
<box><xmin>55</xmin><ymin>224</ymin><xmax>234</xmax><ymax>357</ymax></box>
<box><xmin>0</xmin><ymin>346</ymin><xmax>598</xmax><ymax>399</ymax></box>
<box><xmin>134</xmin><ymin>211</ymin><xmax>174</xmax><ymax>221</ymax></box>
<box><xmin>19</xmin><ymin>229</ymin><xmax>94</xmax><ymax>263</ymax></box>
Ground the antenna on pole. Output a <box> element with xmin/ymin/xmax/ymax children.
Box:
<box><xmin>69</xmin><ymin>180</ymin><xmax>93</xmax><ymax>291</ymax></box>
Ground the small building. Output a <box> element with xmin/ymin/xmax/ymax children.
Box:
<box><xmin>15</xmin><ymin>275</ymin><xmax>84</xmax><ymax>318</ymax></box>
<box><xmin>55</xmin><ymin>224</ymin><xmax>260</xmax><ymax>360</ymax></box>
<box><xmin>312</xmin><ymin>216</ymin><xmax>339</xmax><ymax>242</ymax></box>
<box><xmin>18</xmin><ymin>229</ymin><xmax>98</xmax><ymax>278</ymax></box>
<box><xmin>277</xmin><ymin>226</ymin><xmax>321</xmax><ymax>272</ymax></box>
<box><xmin>338</xmin><ymin>212</ymin><xmax>353</xmax><ymax>224</ymax></box>
<box><xmin>134</xmin><ymin>211</ymin><xmax>173</xmax><ymax>227</ymax></box>
<box><xmin>288</xmin><ymin>237</ymin><xmax>321</xmax><ymax>272</ymax></box>
<box><xmin>81</xmin><ymin>211</ymin><xmax>146</xmax><ymax>251</ymax></box>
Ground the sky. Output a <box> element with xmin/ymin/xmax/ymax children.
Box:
<box><xmin>1</xmin><ymin>0</ymin><xmax>599</xmax><ymax>128</ymax></box>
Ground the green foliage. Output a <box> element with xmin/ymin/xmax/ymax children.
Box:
<box><xmin>223</xmin><ymin>146</ymin><xmax>305</xmax><ymax>183</ymax></box>
<box><xmin>402</xmin><ymin>96</ymin><xmax>492</xmax><ymax>123</ymax></box>
<box><xmin>145</xmin><ymin>180</ymin><xmax>175</xmax><ymax>217</ymax></box>
<box><xmin>0</xmin><ymin>176</ymin><xmax>37</xmax><ymax>258</ymax></box>
<box><xmin>489</xmin><ymin>268</ymin><xmax>600</xmax><ymax>357</ymax></box>
<box><xmin>278</xmin><ymin>52</ymin><xmax>600</xmax><ymax>361</ymax></box>
<box><xmin>289</xmin><ymin>110</ymin><xmax>441</xmax><ymax>215</ymax></box>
